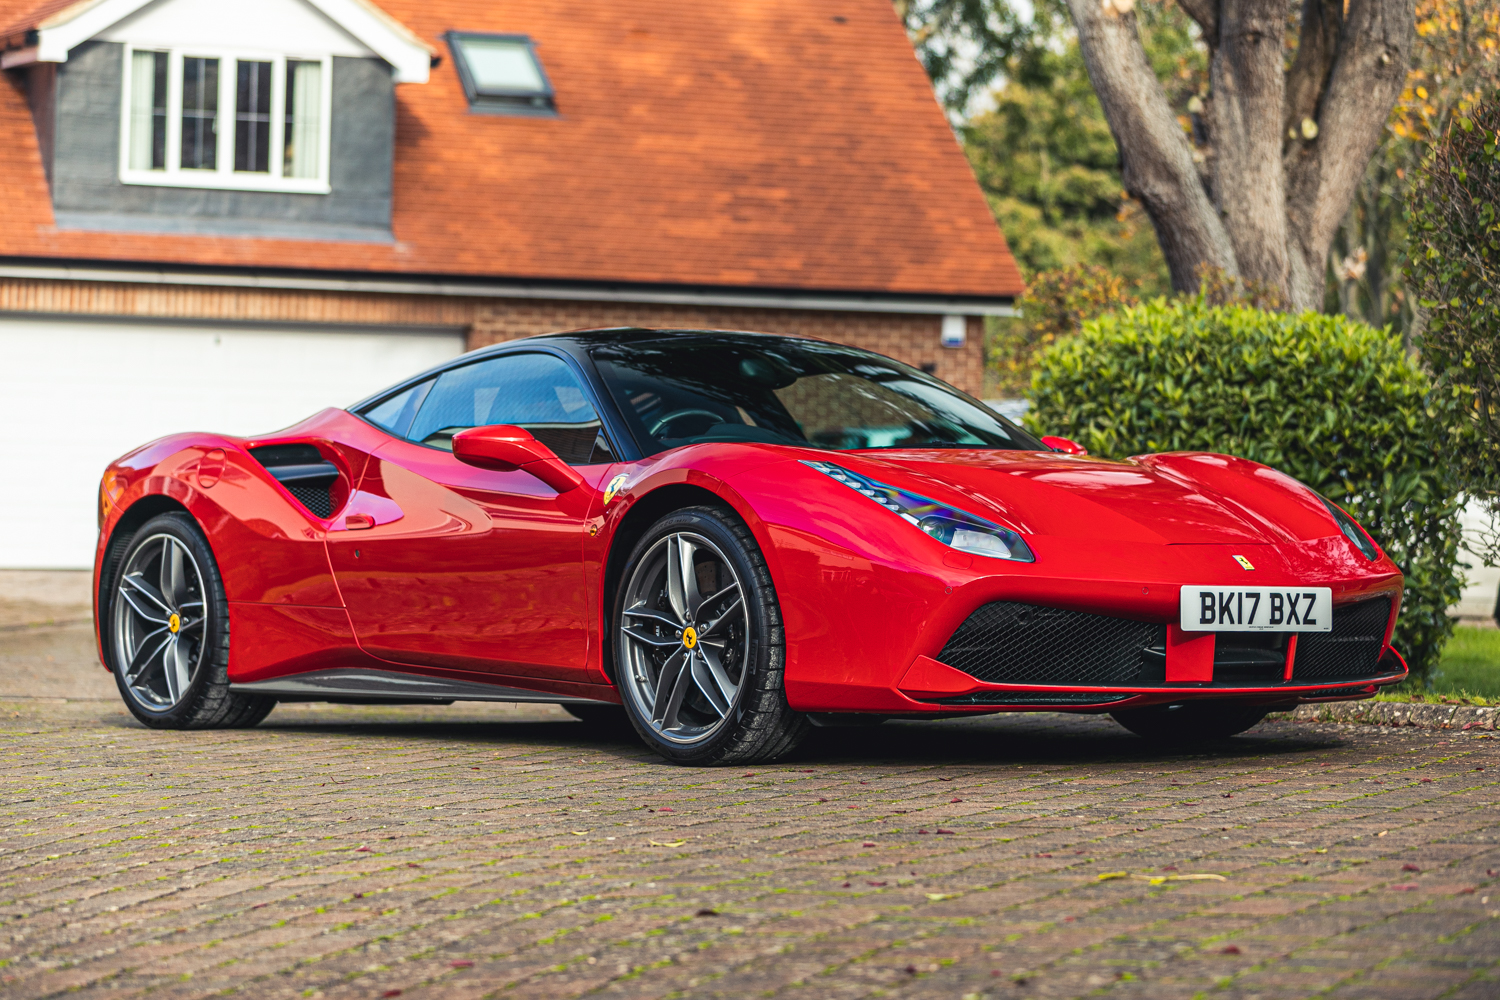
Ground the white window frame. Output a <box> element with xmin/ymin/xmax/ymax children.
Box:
<box><xmin>118</xmin><ymin>43</ymin><xmax>333</xmax><ymax>194</ymax></box>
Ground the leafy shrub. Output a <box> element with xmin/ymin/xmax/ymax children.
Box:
<box><xmin>1408</xmin><ymin>92</ymin><xmax>1500</xmax><ymax>561</ymax></box>
<box><xmin>988</xmin><ymin>264</ymin><xmax>1136</xmax><ymax>395</ymax></box>
<box><xmin>1028</xmin><ymin>297</ymin><xmax>1464</xmax><ymax>680</ymax></box>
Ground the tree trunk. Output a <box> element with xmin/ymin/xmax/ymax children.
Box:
<box><xmin>1065</xmin><ymin>0</ymin><xmax>1414</xmax><ymax>312</ymax></box>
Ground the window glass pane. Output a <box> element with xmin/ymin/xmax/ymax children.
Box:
<box><xmin>360</xmin><ymin>379</ymin><xmax>433</xmax><ymax>438</ymax></box>
<box><xmin>283</xmin><ymin>60</ymin><xmax>322</xmax><ymax>179</ymax></box>
<box><xmin>234</xmin><ymin>60</ymin><xmax>272</xmax><ymax>173</ymax></box>
<box><xmin>180</xmin><ymin>56</ymin><xmax>219</xmax><ymax>170</ymax></box>
<box><xmin>591</xmin><ymin>338</ymin><xmax>1043</xmax><ymax>455</ymax></box>
<box><xmin>457</xmin><ymin>37</ymin><xmax>545</xmax><ymax>92</ymax></box>
<box><xmin>408</xmin><ymin>354</ymin><xmax>608</xmax><ymax>465</ymax></box>
<box><xmin>128</xmin><ymin>50</ymin><xmax>167</xmax><ymax>170</ymax></box>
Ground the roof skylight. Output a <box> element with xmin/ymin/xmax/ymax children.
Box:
<box><xmin>446</xmin><ymin>32</ymin><xmax>555</xmax><ymax>115</ymax></box>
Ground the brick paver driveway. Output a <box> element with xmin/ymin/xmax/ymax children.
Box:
<box><xmin>2</xmin><ymin>699</ymin><xmax>1498</xmax><ymax>1000</ymax></box>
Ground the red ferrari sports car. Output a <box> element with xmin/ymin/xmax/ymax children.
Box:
<box><xmin>93</xmin><ymin>329</ymin><xmax>1406</xmax><ymax>764</ymax></box>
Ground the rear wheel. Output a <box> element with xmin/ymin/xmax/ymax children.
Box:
<box><xmin>1110</xmin><ymin>701</ymin><xmax>1269</xmax><ymax>745</ymax></box>
<box><xmin>613</xmin><ymin>506</ymin><xmax>808</xmax><ymax>765</ymax></box>
<box><xmin>107</xmin><ymin>513</ymin><xmax>275</xmax><ymax>729</ymax></box>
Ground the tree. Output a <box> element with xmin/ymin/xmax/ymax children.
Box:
<box><xmin>961</xmin><ymin>4</ymin><xmax>1200</xmax><ymax>293</ymax></box>
<box><xmin>1332</xmin><ymin>0</ymin><xmax>1500</xmax><ymax>337</ymax></box>
<box><xmin>1065</xmin><ymin>0</ymin><xmax>1416</xmax><ymax>311</ymax></box>
<box><xmin>1407</xmin><ymin>90</ymin><xmax>1500</xmax><ymax>558</ymax></box>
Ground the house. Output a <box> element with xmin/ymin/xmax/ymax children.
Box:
<box><xmin>0</xmin><ymin>0</ymin><xmax>1023</xmax><ymax>568</ymax></box>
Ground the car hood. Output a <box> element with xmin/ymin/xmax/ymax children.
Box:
<box><xmin>841</xmin><ymin>449</ymin><xmax>1339</xmax><ymax>546</ymax></box>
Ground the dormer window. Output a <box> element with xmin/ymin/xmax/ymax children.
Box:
<box><xmin>446</xmin><ymin>32</ymin><xmax>555</xmax><ymax>115</ymax></box>
<box><xmin>120</xmin><ymin>46</ymin><xmax>332</xmax><ymax>193</ymax></box>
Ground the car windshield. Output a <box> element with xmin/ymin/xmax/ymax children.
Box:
<box><xmin>590</xmin><ymin>337</ymin><xmax>1044</xmax><ymax>455</ymax></box>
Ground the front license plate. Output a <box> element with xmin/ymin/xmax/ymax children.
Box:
<box><xmin>1179</xmin><ymin>586</ymin><xmax>1333</xmax><ymax>632</ymax></box>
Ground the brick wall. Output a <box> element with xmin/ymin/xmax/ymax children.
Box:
<box><xmin>471</xmin><ymin>301</ymin><xmax>985</xmax><ymax>397</ymax></box>
<box><xmin>0</xmin><ymin>277</ymin><xmax>987</xmax><ymax>397</ymax></box>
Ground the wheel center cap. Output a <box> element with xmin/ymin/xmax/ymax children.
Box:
<box><xmin>168</xmin><ymin>613</ymin><xmax>180</xmax><ymax>634</ymax></box>
<box><xmin>682</xmin><ymin>626</ymin><xmax>698</xmax><ymax>650</ymax></box>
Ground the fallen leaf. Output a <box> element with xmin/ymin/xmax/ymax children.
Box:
<box><xmin>658</xmin><ymin>806</ymin><xmax>673</xmax><ymax>813</ymax></box>
<box><xmin>743</xmin><ymin>772</ymin><xmax>755</xmax><ymax>777</ymax></box>
<box><xmin>938</xmin><ymin>777</ymin><xmax>953</xmax><ymax>781</ymax></box>
<box><xmin>450</xmin><ymin>960</ymin><xmax>474</xmax><ymax>968</ymax></box>
<box><xmin>471</xmin><ymin>767</ymin><xmax>479</xmax><ymax>770</ymax></box>
<box><xmin>383</xmin><ymin>992</ymin><xmax>402</xmax><ymax>998</ymax></box>
<box><xmin>648</xmin><ymin>840</ymin><xmax>687</xmax><ymax>848</ymax></box>
<box><xmin>1062</xmin><ymin>915</ymin><xmax>1075</xmax><ymax>922</ymax></box>
<box><xmin>355</xmin><ymin>846</ymin><xmax>373</xmax><ymax>852</ymax></box>
<box><xmin>407</xmin><ymin>862</ymin><xmax>421</xmax><ymax>868</ymax></box>
<box><xmin>1489</xmin><ymin>869</ymin><xmax>1499</xmax><ymax>876</ymax></box>
<box><xmin>936</xmin><ymin>828</ymin><xmax>956</xmax><ymax>835</ymax></box>
<box><xmin>918</xmin><ymin>829</ymin><xmax>930</xmax><ymax>834</ymax></box>
<box><xmin>696</xmin><ymin>908</ymin><xmax>718</xmax><ymax>916</ymax></box>
<box><xmin>1096</xmin><ymin>872</ymin><xmax>1129</xmax><ymax>881</ymax></box>
<box><xmin>950</xmin><ymin>797</ymin><xmax>963</xmax><ymax>803</ymax></box>
<box><xmin>905</xmin><ymin>964</ymin><xmax>919</xmax><ymax>974</ymax></box>
<box><xmin>818</xmin><ymin>798</ymin><xmax>828</xmax><ymax>803</ymax></box>
<box><xmin>1034</xmin><ymin>852</ymin><xmax>1053</xmax><ymax>858</ymax></box>
<box><xmin>862</xmin><ymin>841</ymin><xmax>877</xmax><ymax>847</ymax></box>
<box><xmin>1161</xmin><ymin>865</ymin><xmax>1178</xmax><ymax>871</ymax></box>
<box><xmin>1402</xmin><ymin>863</ymin><xmax>1421</xmax><ymax>872</ymax></box>
<box><xmin>801</xmin><ymin>769</ymin><xmax>815</xmax><ymax>773</ymax></box>
<box><xmin>842</xmin><ymin>881</ymin><xmax>851</xmax><ymax>888</ymax></box>
<box><xmin>353</xmin><ymin>892</ymin><xmax>363</xmax><ymax>899</ymax></box>
<box><xmin>1377</xmin><ymin>831</ymin><xmax>1389</xmax><ymax>837</ymax></box>
<box><xmin>1222</xmin><ymin>793</ymin><xmax>1233</xmax><ymax>798</ymax></box>
<box><xmin>867</xmin><ymin>880</ymin><xmax>888</xmax><ymax>886</ymax></box>
<box><xmin>570</xmin><ymin>831</ymin><xmax>588</xmax><ymax>836</ymax></box>
<box><xmin>1420</xmin><ymin>778</ymin><xmax>1434</xmax><ymax>783</ymax></box>
<box><xmin>925</xmin><ymin>892</ymin><xmax>958</xmax><ymax>901</ymax></box>
<box><xmin>1460</xmin><ymin>886</ymin><xmax>1477</xmax><ymax>894</ymax></box>
<box><xmin>1221</xmin><ymin>945</ymin><xmax>1241</xmax><ymax>955</ymax></box>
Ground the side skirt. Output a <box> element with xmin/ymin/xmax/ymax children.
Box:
<box><xmin>229</xmin><ymin>668</ymin><xmax>609</xmax><ymax>704</ymax></box>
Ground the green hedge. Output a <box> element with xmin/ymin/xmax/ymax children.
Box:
<box><xmin>1027</xmin><ymin>297</ymin><xmax>1464</xmax><ymax>680</ymax></box>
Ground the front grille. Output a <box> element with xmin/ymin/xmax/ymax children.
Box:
<box><xmin>937</xmin><ymin>602</ymin><xmax>1166</xmax><ymax>686</ymax></box>
<box><xmin>934</xmin><ymin>691</ymin><xmax>1133</xmax><ymax>706</ymax></box>
<box><xmin>288</xmin><ymin>484</ymin><xmax>333</xmax><ymax>518</ymax></box>
<box><xmin>1292</xmin><ymin>596</ymin><xmax>1392</xmax><ymax>681</ymax></box>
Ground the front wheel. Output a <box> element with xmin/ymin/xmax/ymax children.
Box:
<box><xmin>612</xmin><ymin>506</ymin><xmax>808</xmax><ymax>765</ymax></box>
<box><xmin>106</xmin><ymin>512</ymin><xmax>275</xmax><ymax>729</ymax></box>
<box><xmin>1110</xmin><ymin>701</ymin><xmax>1269</xmax><ymax>745</ymax></box>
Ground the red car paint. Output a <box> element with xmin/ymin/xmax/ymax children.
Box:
<box><xmin>92</xmin><ymin>343</ymin><xmax>1406</xmax><ymax>718</ymax></box>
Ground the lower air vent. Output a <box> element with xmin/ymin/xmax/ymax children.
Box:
<box><xmin>1292</xmin><ymin>596</ymin><xmax>1392</xmax><ymax>681</ymax></box>
<box><xmin>248</xmin><ymin>443</ymin><xmax>340</xmax><ymax>520</ymax></box>
<box><xmin>937</xmin><ymin>602</ymin><xmax>1166</xmax><ymax>686</ymax></box>
<box><xmin>933</xmin><ymin>691</ymin><xmax>1133</xmax><ymax>706</ymax></box>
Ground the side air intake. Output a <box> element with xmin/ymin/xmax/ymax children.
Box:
<box><xmin>247</xmin><ymin>444</ymin><xmax>340</xmax><ymax>519</ymax></box>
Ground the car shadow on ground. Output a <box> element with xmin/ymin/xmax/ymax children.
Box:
<box><xmin>245</xmin><ymin>709</ymin><xmax>1345</xmax><ymax>768</ymax></box>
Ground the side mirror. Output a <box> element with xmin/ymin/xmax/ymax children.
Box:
<box><xmin>451</xmin><ymin>425</ymin><xmax>585</xmax><ymax>493</ymax></box>
<box><xmin>1040</xmin><ymin>435</ymin><xmax>1088</xmax><ymax>456</ymax></box>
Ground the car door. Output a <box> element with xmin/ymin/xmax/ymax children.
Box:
<box><xmin>327</xmin><ymin>351</ymin><xmax>618</xmax><ymax>682</ymax></box>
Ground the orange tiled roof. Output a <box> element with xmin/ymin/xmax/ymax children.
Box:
<box><xmin>0</xmin><ymin>0</ymin><xmax>1022</xmax><ymax>299</ymax></box>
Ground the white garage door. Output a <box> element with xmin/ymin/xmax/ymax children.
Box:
<box><xmin>0</xmin><ymin>316</ymin><xmax>465</xmax><ymax>568</ymax></box>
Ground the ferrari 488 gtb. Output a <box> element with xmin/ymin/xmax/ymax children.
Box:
<box><xmin>93</xmin><ymin>329</ymin><xmax>1406</xmax><ymax>763</ymax></box>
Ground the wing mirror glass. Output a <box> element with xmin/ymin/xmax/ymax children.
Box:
<box><xmin>451</xmin><ymin>425</ymin><xmax>585</xmax><ymax>492</ymax></box>
<box><xmin>1040</xmin><ymin>435</ymin><xmax>1088</xmax><ymax>456</ymax></box>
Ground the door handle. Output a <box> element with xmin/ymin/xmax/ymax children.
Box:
<box><xmin>345</xmin><ymin>513</ymin><xmax>375</xmax><ymax>530</ymax></box>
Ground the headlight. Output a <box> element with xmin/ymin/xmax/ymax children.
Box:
<box><xmin>803</xmin><ymin>460</ymin><xmax>1034</xmax><ymax>562</ymax></box>
<box><xmin>1318</xmin><ymin>495</ymin><xmax>1379</xmax><ymax>561</ymax></box>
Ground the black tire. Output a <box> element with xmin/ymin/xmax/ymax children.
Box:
<box><xmin>612</xmin><ymin>506</ymin><xmax>809</xmax><ymax>765</ymax></box>
<box><xmin>105</xmin><ymin>512</ymin><xmax>275</xmax><ymax>730</ymax></box>
<box><xmin>1110</xmin><ymin>701</ymin><xmax>1269</xmax><ymax>745</ymax></box>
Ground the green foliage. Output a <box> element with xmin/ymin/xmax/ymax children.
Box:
<box><xmin>960</xmin><ymin>1</ymin><xmax>1204</xmax><ymax>293</ymax></box>
<box><xmin>1408</xmin><ymin>90</ymin><xmax>1500</xmax><ymax>560</ymax></box>
<box><xmin>988</xmin><ymin>265</ymin><xmax>1136</xmax><ymax>394</ymax></box>
<box><xmin>1028</xmin><ymin>298</ymin><xmax>1465</xmax><ymax>679</ymax></box>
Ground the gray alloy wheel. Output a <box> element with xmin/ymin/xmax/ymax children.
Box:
<box><xmin>107</xmin><ymin>512</ymin><xmax>274</xmax><ymax>729</ymax></box>
<box><xmin>112</xmin><ymin>531</ymin><xmax>208</xmax><ymax>709</ymax></box>
<box><xmin>613</xmin><ymin>507</ymin><xmax>809</xmax><ymax>765</ymax></box>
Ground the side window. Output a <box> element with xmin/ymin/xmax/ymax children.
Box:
<box><xmin>406</xmin><ymin>353</ymin><xmax>615</xmax><ymax>465</ymax></box>
<box><xmin>360</xmin><ymin>379</ymin><xmax>433</xmax><ymax>438</ymax></box>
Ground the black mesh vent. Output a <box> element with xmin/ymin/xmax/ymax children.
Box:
<box><xmin>1292</xmin><ymin>596</ymin><xmax>1392</xmax><ymax>681</ymax></box>
<box><xmin>933</xmin><ymin>691</ymin><xmax>1133</xmax><ymax>706</ymax></box>
<box><xmin>937</xmin><ymin>602</ymin><xmax>1167</xmax><ymax>686</ymax></box>
<box><xmin>1298</xmin><ymin>685</ymin><xmax>1376</xmax><ymax>699</ymax></box>
<box><xmin>288</xmin><ymin>484</ymin><xmax>333</xmax><ymax>518</ymax></box>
